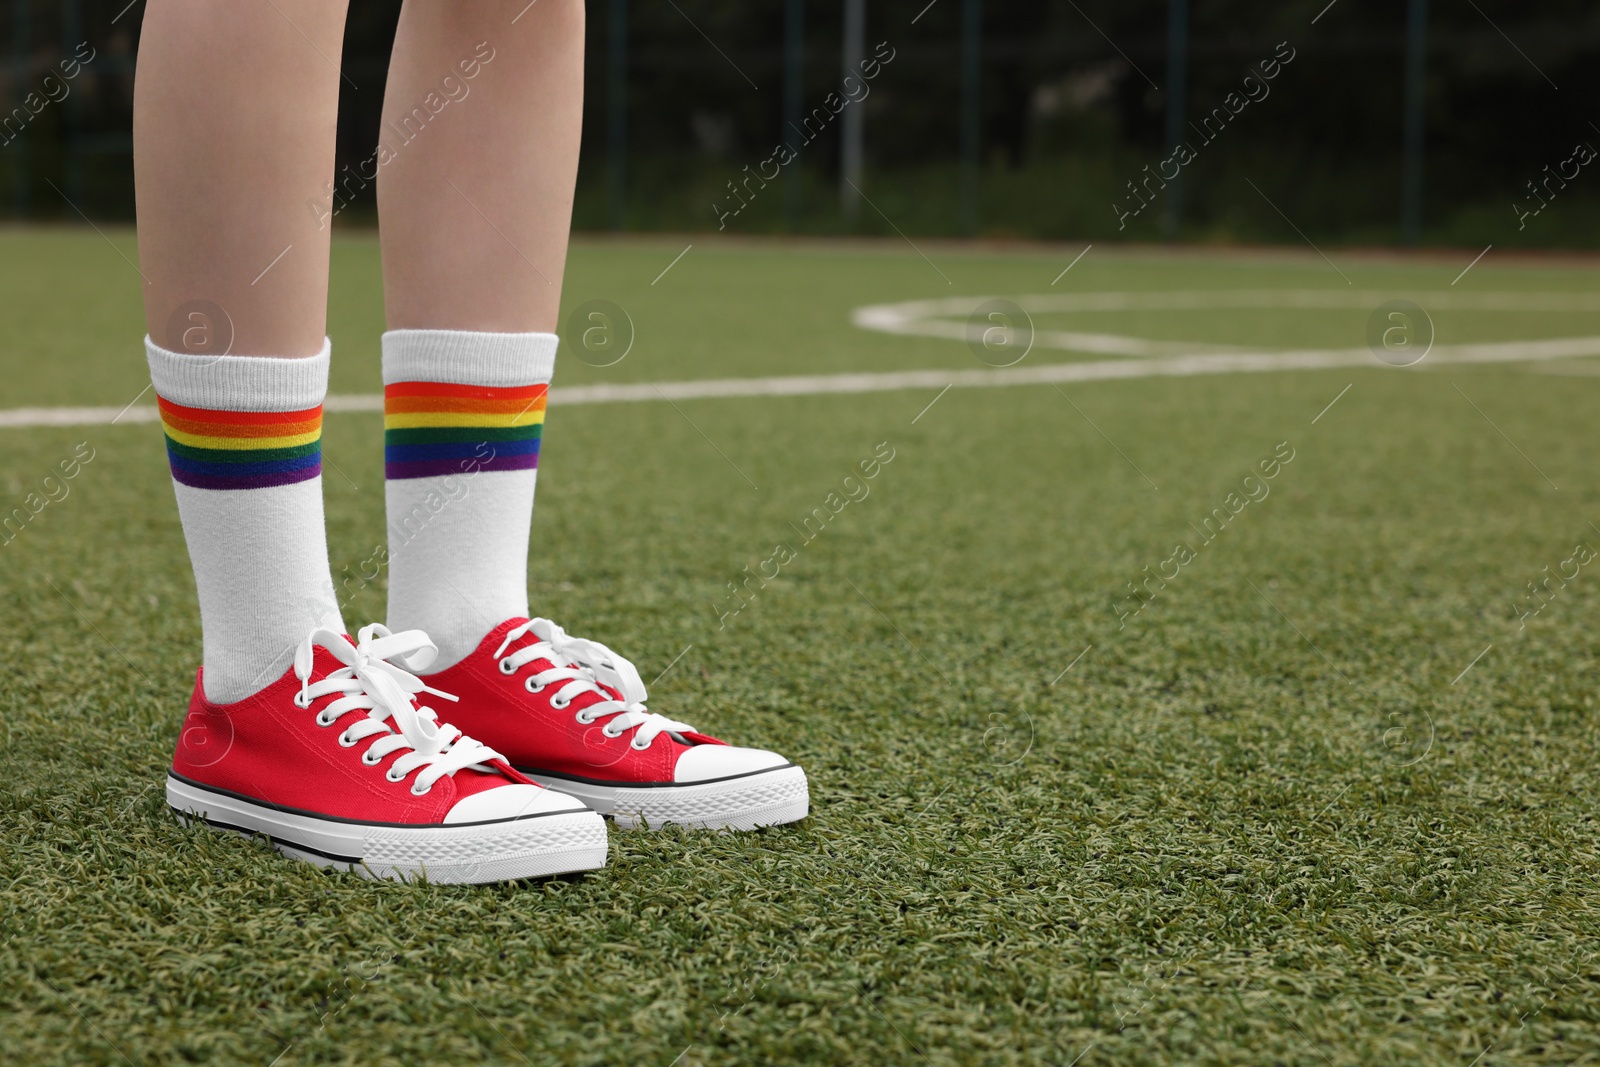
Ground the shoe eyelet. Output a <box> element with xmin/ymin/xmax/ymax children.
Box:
<box><xmin>337</xmin><ymin>732</ymin><xmax>357</xmax><ymax>748</ymax></box>
<box><xmin>524</xmin><ymin>678</ymin><xmax>545</xmax><ymax>694</ymax></box>
<box><xmin>315</xmin><ymin>711</ymin><xmax>338</xmax><ymax>727</ymax></box>
<box><xmin>601</xmin><ymin>726</ymin><xmax>622</xmax><ymax>739</ymax></box>
<box><xmin>410</xmin><ymin>782</ymin><xmax>431</xmax><ymax>797</ymax></box>
<box><xmin>575</xmin><ymin>710</ymin><xmax>595</xmax><ymax>725</ymax></box>
<box><xmin>292</xmin><ymin>692</ymin><xmax>312</xmax><ymax>709</ymax></box>
<box><xmin>385</xmin><ymin>769</ymin><xmax>405</xmax><ymax>784</ymax></box>
<box><xmin>631</xmin><ymin>738</ymin><xmax>651</xmax><ymax>751</ymax></box>
<box><xmin>362</xmin><ymin>751</ymin><xmax>382</xmax><ymax>766</ymax></box>
<box><xmin>498</xmin><ymin>658</ymin><xmax>517</xmax><ymax>675</ymax></box>
<box><xmin>551</xmin><ymin>694</ymin><xmax>571</xmax><ymax>710</ymax></box>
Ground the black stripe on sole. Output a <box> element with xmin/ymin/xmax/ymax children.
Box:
<box><xmin>166</xmin><ymin>771</ymin><xmax>590</xmax><ymax>827</ymax></box>
<box><xmin>172</xmin><ymin>809</ymin><xmax>363</xmax><ymax>865</ymax></box>
<box><xmin>511</xmin><ymin>762</ymin><xmax>798</xmax><ymax>789</ymax></box>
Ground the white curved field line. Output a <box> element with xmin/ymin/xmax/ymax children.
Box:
<box><xmin>3</xmin><ymin>291</ymin><xmax>1598</xmax><ymax>430</ymax></box>
<box><xmin>852</xmin><ymin>289</ymin><xmax>1600</xmax><ymax>358</ymax></box>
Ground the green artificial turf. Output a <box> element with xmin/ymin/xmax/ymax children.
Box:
<box><xmin>5</xmin><ymin>229</ymin><xmax>1600</xmax><ymax>1064</ymax></box>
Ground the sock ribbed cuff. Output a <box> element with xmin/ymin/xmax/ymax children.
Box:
<box><xmin>146</xmin><ymin>338</ymin><xmax>330</xmax><ymax>491</ymax></box>
<box><xmin>145</xmin><ymin>336</ymin><xmax>331</xmax><ymax>412</ymax></box>
<box><xmin>381</xmin><ymin>329</ymin><xmax>557</xmax><ymax>388</ymax></box>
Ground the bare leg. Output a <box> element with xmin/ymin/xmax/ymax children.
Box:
<box><xmin>134</xmin><ymin>1</ymin><xmax>350</xmax><ymax>701</ymax></box>
<box><xmin>378</xmin><ymin>0</ymin><xmax>584</xmax><ymax>332</ymax></box>
<box><xmin>134</xmin><ymin>0</ymin><xmax>349</xmax><ymax>357</ymax></box>
<box><xmin>376</xmin><ymin>0</ymin><xmax>584</xmax><ymax>669</ymax></box>
<box><xmin>368</xmin><ymin>3</ymin><xmax>807</xmax><ymax>830</ymax></box>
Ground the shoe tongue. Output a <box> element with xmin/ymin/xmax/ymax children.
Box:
<box><xmin>323</xmin><ymin>639</ymin><xmax>517</xmax><ymax>789</ymax></box>
<box><xmin>308</xmin><ymin>638</ymin><xmax>444</xmax><ymax>725</ymax></box>
<box><xmin>495</xmin><ymin>618</ymin><xmax>625</xmax><ymax>710</ymax></box>
<box><xmin>307</xmin><ymin>644</ymin><xmax>353</xmax><ymax>681</ymax></box>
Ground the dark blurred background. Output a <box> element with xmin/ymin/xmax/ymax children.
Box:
<box><xmin>2</xmin><ymin>0</ymin><xmax>1597</xmax><ymax>247</ymax></box>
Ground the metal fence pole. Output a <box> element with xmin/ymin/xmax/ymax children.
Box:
<box><xmin>959</xmin><ymin>0</ymin><xmax>981</xmax><ymax>235</ymax></box>
<box><xmin>10</xmin><ymin>0</ymin><xmax>31</xmax><ymax>218</ymax></box>
<box><xmin>784</xmin><ymin>0</ymin><xmax>804</xmax><ymax>230</ymax></box>
<box><xmin>1161</xmin><ymin>0</ymin><xmax>1188</xmax><ymax>240</ymax></box>
<box><xmin>839</xmin><ymin>0</ymin><xmax>864</xmax><ymax>220</ymax></box>
<box><xmin>1400</xmin><ymin>0</ymin><xmax>1428</xmax><ymax>245</ymax></box>
<box><xmin>62</xmin><ymin>0</ymin><xmax>84</xmax><ymax>206</ymax></box>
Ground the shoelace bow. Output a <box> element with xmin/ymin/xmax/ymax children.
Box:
<box><xmin>493</xmin><ymin>618</ymin><xmax>695</xmax><ymax>751</ymax></box>
<box><xmin>293</xmin><ymin>624</ymin><xmax>505</xmax><ymax>795</ymax></box>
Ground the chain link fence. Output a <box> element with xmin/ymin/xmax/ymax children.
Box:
<box><xmin>2</xmin><ymin>0</ymin><xmax>1597</xmax><ymax>246</ymax></box>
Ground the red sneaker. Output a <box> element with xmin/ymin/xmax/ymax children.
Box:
<box><xmin>423</xmin><ymin>618</ymin><xmax>810</xmax><ymax>830</ymax></box>
<box><xmin>167</xmin><ymin>625</ymin><xmax>608</xmax><ymax>882</ymax></box>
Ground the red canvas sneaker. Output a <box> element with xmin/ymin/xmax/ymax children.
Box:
<box><xmin>167</xmin><ymin>625</ymin><xmax>608</xmax><ymax>882</ymax></box>
<box><xmin>423</xmin><ymin>618</ymin><xmax>810</xmax><ymax>830</ymax></box>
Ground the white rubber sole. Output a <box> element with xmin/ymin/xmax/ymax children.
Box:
<box><xmin>167</xmin><ymin>775</ymin><xmax>609</xmax><ymax>883</ymax></box>
<box><xmin>518</xmin><ymin>764</ymin><xmax>810</xmax><ymax>830</ymax></box>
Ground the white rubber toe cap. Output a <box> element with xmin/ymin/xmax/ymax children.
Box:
<box><xmin>444</xmin><ymin>783</ymin><xmax>588</xmax><ymax>824</ymax></box>
<box><xmin>673</xmin><ymin>744</ymin><xmax>791</xmax><ymax>783</ymax></box>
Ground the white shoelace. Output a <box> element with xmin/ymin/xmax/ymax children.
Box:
<box><xmin>293</xmin><ymin>624</ymin><xmax>506</xmax><ymax>796</ymax></box>
<box><xmin>493</xmin><ymin>618</ymin><xmax>695</xmax><ymax>751</ymax></box>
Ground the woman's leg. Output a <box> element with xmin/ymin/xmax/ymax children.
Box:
<box><xmin>136</xmin><ymin>0</ymin><xmax>348</xmax><ymax>358</ymax></box>
<box><xmin>378</xmin><ymin>0</ymin><xmax>584</xmax><ymax>333</ymax></box>
<box><xmin>136</xmin><ymin>3</ymin><xmax>614</xmax><ymax>880</ymax></box>
<box><xmin>373</xmin><ymin>2</ymin><xmax>807</xmax><ymax>831</ymax></box>
<box><xmin>135</xmin><ymin>0</ymin><xmax>349</xmax><ymax>700</ymax></box>
<box><xmin>377</xmin><ymin>0</ymin><xmax>583</xmax><ymax>667</ymax></box>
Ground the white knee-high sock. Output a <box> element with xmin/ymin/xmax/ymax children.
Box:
<box><xmin>147</xmin><ymin>338</ymin><xmax>345</xmax><ymax>703</ymax></box>
<box><xmin>381</xmin><ymin>329</ymin><xmax>556</xmax><ymax>670</ymax></box>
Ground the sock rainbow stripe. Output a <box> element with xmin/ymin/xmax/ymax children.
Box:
<box><xmin>383</xmin><ymin>380</ymin><xmax>546</xmax><ymax>480</ymax></box>
<box><xmin>158</xmin><ymin>397</ymin><xmax>322</xmax><ymax>490</ymax></box>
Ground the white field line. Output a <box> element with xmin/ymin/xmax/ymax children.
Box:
<box><xmin>4</xmin><ymin>335</ymin><xmax>1599</xmax><ymax>430</ymax></box>
<box><xmin>852</xmin><ymin>290</ymin><xmax>1600</xmax><ymax>357</ymax></box>
<box><xmin>855</xmin><ymin>289</ymin><xmax>1600</xmax><ymax>319</ymax></box>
